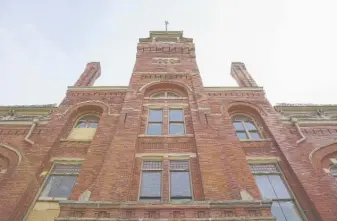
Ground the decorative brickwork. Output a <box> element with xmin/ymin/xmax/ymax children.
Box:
<box><xmin>0</xmin><ymin>30</ymin><xmax>336</xmax><ymax>221</ymax></box>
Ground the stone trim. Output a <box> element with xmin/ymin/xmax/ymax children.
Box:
<box><xmin>280</xmin><ymin>119</ymin><xmax>337</xmax><ymax>125</ymax></box>
<box><xmin>0</xmin><ymin>120</ymin><xmax>49</xmax><ymax>125</ymax></box>
<box><xmin>204</xmin><ymin>87</ymin><xmax>264</xmax><ymax>91</ymax></box>
<box><xmin>135</xmin><ymin>153</ymin><xmax>197</xmax><ymax>159</ymax></box>
<box><xmin>67</xmin><ymin>86</ymin><xmax>128</xmax><ymax>91</ymax></box>
<box><xmin>246</xmin><ymin>156</ymin><xmax>281</xmax><ymax>164</ymax></box>
<box><xmin>56</xmin><ymin>218</ymin><xmax>276</xmax><ymax>221</ymax></box>
<box><xmin>58</xmin><ymin>199</ymin><xmax>272</xmax><ymax>207</ymax></box>
<box><xmin>138</xmin><ymin>134</ymin><xmax>194</xmax><ymax>138</ymax></box>
<box><xmin>144</xmin><ymin>103</ymin><xmax>189</xmax><ymax>108</ymax></box>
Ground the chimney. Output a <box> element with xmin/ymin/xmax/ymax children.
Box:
<box><xmin>230</xmin><ymin>62</ymin><xmax>258</xmax><ymax>87</ymax></box>
<box><xmin>74</xmin><ymin>62</ymin><xmax>101</xmax><ymax>87</ymax></box>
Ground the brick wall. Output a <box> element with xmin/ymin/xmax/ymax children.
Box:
<box><xmin>0</xmin><ymin>31</ymin><xmax>336</xmax><ymax>221</ymax></box>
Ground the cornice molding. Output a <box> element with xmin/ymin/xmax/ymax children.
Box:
<box><xmin>204</xmin><ymin>86</ymin><xmax>264</xmax><ymax>92</ymax></box>
<box><xmin>67</xmin><ymin>86</ymin><xmax>128</xmax><ymax>91</ymax></box>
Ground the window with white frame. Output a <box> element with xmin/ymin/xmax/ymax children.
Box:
<box><xmin>232</xmin><ymin>115</ymin><xmax>261</xmax><ymax>141</ymax></box>
<box><xmin>170</xmin><ymin>160</ymin><xmax>192</xmax><ymax>201</ymax></box>
<box><xmin>169</xmin><ymin>109</ymin><xmax>185</xmax><ymax>135</ymax></box>
<box><xmin>139</xmin><ymin>161</ymin><xmax>162</xmax><ymax>202</ymax></box>
<box><xmin>151</xmin><ymin>91</ymin><xmax>180</xmax><ymax>98</ymax></box>
<box><xmin>40</xmin><ymin>164</ymin><xmax>81</xmax><ymax>199</ymax></box>
<box><xmin>147</xmin><ymin>109</ymin><xmax>163</xmax><ymax>135</ymax></box>
<box><xmin>250</xmin><ymin>164</ymin><xmax>303</xmax><ymax>221</ymax></box>
<box><xmin>75</xmin><ymin>115</ymin><xmax>99</xmax><ymax>128</ymax></box>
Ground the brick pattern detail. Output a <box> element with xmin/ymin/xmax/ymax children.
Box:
<box><xmin>0</xmin><ymin>30</ymin><xmax>336</xmax><ymax>221</ymax></box>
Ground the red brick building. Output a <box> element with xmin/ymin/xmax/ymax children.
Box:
<box><xmin>0</xmin><ymin>30</ymin><xmax>336</xmax><ymax>221</ymax></box>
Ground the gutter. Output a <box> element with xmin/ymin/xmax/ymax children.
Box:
<box><xmin>291</xmin><ymin>117</ymin><xmax>306</xmax><ymax>144</ymax></box>
<box><xmin>24</xmin><ymin>118</ymin><xmax>39</xmax><ymax>145</ymax></box>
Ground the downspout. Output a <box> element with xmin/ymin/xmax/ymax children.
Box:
<box><xmin>24</xmin><ymin>118</ymin><xmax>39</xmax><ymax>145</ymax></box>
<box><xmin>291</xmin><ymin>117</ymin><xmax>306</xmax><ymax>144</ymax></box>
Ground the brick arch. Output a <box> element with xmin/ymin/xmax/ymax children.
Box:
<box><xmin>309</xmin><ymin>141</ymin><xmax>337</xmax><ymax>169</ymax></box>
<box><xmin>227</xmin><ymin>103</ymin><xmax>270</xmax><ymax>139</ymax></box>
<box><xmin>227</xmin><ymin>101</ymin><xmax>268</xmax><ymax>116</ymax></box>
<box><xmin>0</xmin><ymin>143</ymin><xmax>22</xmax><ymax>181</ymax></box>
<box><xmin>139</xmin><ymin>80</ymin><xmax>191</xmax><ymax>95</ymax></box>
<box><xmin>60</xmin><ymin>105</ymin><xmax>105</xmax><ymax>140</ymax></box>
<box><xmin>58</xmin><ymin>100</ymin><xmax>111</xmax><ymax>118</ymax></box>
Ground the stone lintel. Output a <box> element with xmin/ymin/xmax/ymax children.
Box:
<box><xmin>58</xmin><ymin>200</ymin><xmax>273</xmax><ymax>208</ymax></box>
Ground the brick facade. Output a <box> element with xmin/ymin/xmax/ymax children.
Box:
<box><xmin>0</xmin><ymin>30</ymin><xmax>336</xmax><ymax>221</ymax></box>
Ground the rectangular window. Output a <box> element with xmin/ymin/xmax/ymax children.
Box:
<box><xmin>140</xmin><ymin>161</ymin><xmax>162</xmax><ymax>201</ymax></box>
<box><xmin>147</xmin><ymin>109</ymin><xmax>163</xmax><ymax>135</ymax></box>
<box><xmin>169</xmin><ymin>109</ymin><xmax>185</xmax><ymax>135</ymax></box>
<box><xmin>40</xmin><ymin>164</ymin><xmax>81</xmax><ymax>199</ymax></box>
<box><xmin>170</xmin><ymin>161</ymin><xmax>192</xmax><ymax>201</ymax></box>
<box><xmin>250</xmin><ymin>164</ymin><xmax>303</xmax><ymax>221</ymax></box>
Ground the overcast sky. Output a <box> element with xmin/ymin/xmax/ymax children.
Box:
<box><xmin>0</xmin><ymin>0</ymin><xmax>336</xmax><ymax>105</ymax></box>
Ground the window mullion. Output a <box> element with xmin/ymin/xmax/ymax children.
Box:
<box><xmin>242</xmin><ymin>120</ymin><xmax>251</xmax><ymax>139</ymax></box>
<box><xmin>267</xmin><ymin>174</ymin><xmax>290</xmax><ymax>221</ymax></box>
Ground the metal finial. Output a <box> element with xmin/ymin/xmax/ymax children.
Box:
<box><xmin>165</xmin><ymin>21</ymin><xmax>169</xmax><ymax>31</ymax></box>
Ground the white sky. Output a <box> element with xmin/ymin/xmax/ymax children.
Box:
<box><xmin>0</xmin><ymin>0</ymin><xmax>336</xmax><ymax>105</ymax></box>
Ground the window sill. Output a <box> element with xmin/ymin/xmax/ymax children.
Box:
<box><xmin>144</xmin><ymin>97</ymin><xmax>188</xmax><ymax>100</ymax></box>
<box><xmin>60</xmin><ymin>138</ymin><xmax>92</xmax><ymax>142</ymax></box>
<box><xmin>138</xmin><ymin>134</ymin><xmax>194</xmax><ymax>138</ymax></box>
<box><xmin>239</xmin><ymin>138</ymin><xmax>271</xmax><ymax>142</ymax></box>
<box><xmin>38</xmin><ymin>197</ymin><xmax>68</xmax><ymax>202</ymax></box>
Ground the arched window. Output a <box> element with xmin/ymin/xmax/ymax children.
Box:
<box><xmin>68</xmin><ymin>114</ymin><xmax>100</xmax><ymax>140</ymax></box>
<box><xmin>75</xmin><ymin>115</ymin><xmax>99</xmax><ymax>128</ymax></box>
<box><xmin>151</xmin><ymin>91</ymin><xmax>180</xmax><ymax>98</ymax></box>
<box><xmin>232</xmin><ymin>115</ymin><xmax>261</xmax><ymax>141</ymax></box>
<box><xmin>331</xmin><ymin>167</ymin><xmax>337</xmax><ymax>180</ymax></box>
<box><xmin>0</xmin><ymin>155</ymin><xmax>9</xmax><ymax>174</ymax></box>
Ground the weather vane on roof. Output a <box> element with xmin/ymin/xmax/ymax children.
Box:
<box><xmin>165</xmin><ymin>21</ymin><xmax>169</xmax><ymax>31</ymax></box>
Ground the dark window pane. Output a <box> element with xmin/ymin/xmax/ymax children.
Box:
<box><xmin>149</xmin><ymin>110</ymin><xmax>163</xmax><ymax>122</ymax></box>
<box><xmin>280</xmin><ymin>201</ymin><xmax>302</xmax><ymax>221</ymax></box>
<box><xmin>233</xmin><ymin>122</ymin><xmax>245</xmax><ymax>131</ymax></box>
<box><xmin>88</xmin><ymin>122</ymin><xmax>98</xmax><ymax>128</ymax></box>
<box><xmin>236</xmin><ymin>132</ymin><xmax>248</xmax><ymax>140</ymax></box>
<box><xmin>269</xmin><ymin>175</ymin><xmax>291</xmax><ymax>199</ymax></box>
<box><xmin>245</xmin><ymin>121</ymin><xmax>257</xmax><ymax>130</ymax></box>
<box><xmin>45</xmin><ymin>175</ymin><xmax>77</xmax><ymax>198</ymax></box>
<box><xmin>254</xmin><ymin>175</ymin><xmax>277</xmax><ymax>199</ymax></box>
<box><xmin>169</xmin><ymin>109</ymin><xmax>184</xmax><ymax>121</ymax></box>
<box><xmin>140</xmin><ymin>172</ymin><xmax>161</xmax><ymax>197</ymax></box>
<box><xmin>271</xmin><ymin>202</ymin><xmax>287</xmax><ymax>221</ymax></box>
<box><xmin>171</xmin><ymin>171</ymin><xmax>191</xmax><ymax>198</ymax></box>
<box><xmin>169</xmin><ymin>123</ymin><xmax>185</xmax><ymax>135</ymax></box>
<box><xmin>250</xmin><ymin>132</ymin><xmax>261</xmax><ymax>140</ymax></box>
<box><xmin>147</xmin><ymin>123</ymin><xmax>162</xmax><ymax>135</ymax></box>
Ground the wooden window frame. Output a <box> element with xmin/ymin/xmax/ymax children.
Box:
<box><xmin>39</xmin><ymin>163</ymin><xmax>81</xmax><ymax>201</ymax></box>
<box><xmin>168</xmin><ymin>108</ymin><xmax>186</xmax><ymax>135</ymax></box>
<box><xmin>139</xmin><ymin>160</ymin><xmax>163</xmax><ymax>202</ymax></box>
<box><xmin>169</xmin><ymin>160</ymin><xmax>193</xmax><ymax>202</ymax></box>
<box><xmin>150</xmin><ymin>91</ymin><xmax>180</xmax><ymax>99</ymax></box>
<box><xmin>146</xmin><ymin>109</ymin><xmax>164</xmax><ymax>135</ymax></box>
<box><xmin>250</xmin><ymin>163</ymin><xmax>306</xmax><ymax>221</ymax></box>
<box><xmin>232</xmin><ymin>114</ymin><xmax>262</xmax><ymax>141</ymax></box>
